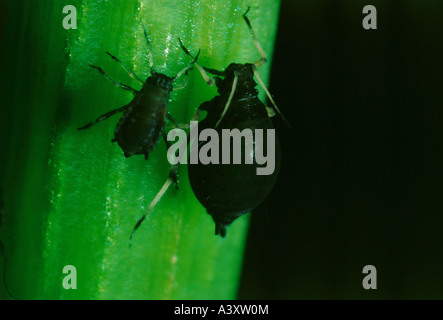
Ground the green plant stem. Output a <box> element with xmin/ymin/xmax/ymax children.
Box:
<box><xmin>0</xmin><ymin>0</ymin><xmax>280</xmax><ymax>299</ymax></box>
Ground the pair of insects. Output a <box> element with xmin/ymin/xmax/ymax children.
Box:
<box><xmin>78</xmin><ymin>8</ymin><xmax>289</xmax><ymax>239</ymax></box>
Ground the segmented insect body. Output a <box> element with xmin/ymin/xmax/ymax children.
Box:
<box><xmin>188</xmin><ymin>63</ymin><xmax>282</xmax><ymax>237</ymax></box>
<box><xmin>181</xmin><ymin>8</ymin><xmax>289</xmax><ymax>237</ymax></box>
<box><xmin>78</xmin><ymin>25</ymin><xmax>199</xmax><ymax>188</ymax></box>
<box><xmin>112</xmin><ymin>73</ymin><xmax>174</xmax><ymax>160</ymax></box>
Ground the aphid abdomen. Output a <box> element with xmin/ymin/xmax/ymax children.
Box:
<box><xmin>180</xmin><ymin>7</ymin><xmax>287</xmax><ymax>237</ymax></box>
<box><xmin>188</xmin><ymin>97</ymin><xmax>281</xmax><ymax>236</ymax></box>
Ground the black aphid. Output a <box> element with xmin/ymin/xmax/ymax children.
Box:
<box><xmin>78</xmin><ymin>23</ymin><xmax>199</xmax><ymax>191</ymax></box>
<box><xmin>180</xmin><ymin>7</ymin><xmax>290</xmax><ymax>237</ymax></box>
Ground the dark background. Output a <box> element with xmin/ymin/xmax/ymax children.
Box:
<box><xmin>239</xmin><ymin>0</ymin><xmax>443</xmax><ymax>299</ymax></box>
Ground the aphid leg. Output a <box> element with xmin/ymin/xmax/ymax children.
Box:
<box><xmin>140</xmin><ymin>20</ymin><xmax>155</xmax><ymax>71</ymax></box>
<box><xmin>129</xmin><ymin>178</ymin><xmax>173</xmax><ymax>241</ymax></box>
<box><xmin>130</xmin><ymin>125</ymin><xmax>189</xmax><ymax>241</ymax></box>
<box><xmin>90</xmin><ymin>65</ymin><xmax>138</xmax><ymax>94</ymax></box>
<box><xmin>166</xmin><ymin>113</ymin><xmax>189</xmax><ymax>129</ymax></box>
<box><xmin>106</xmin><ymin>52</ymin><xmax>144</xmax><ymax>84</ymax></box>
<box><xmin>190</xmin><ymin>107</ymin><xmax>203</xmax><ymax>122</ymax></box>
<box><xmin>202</xmin><ymin>67</ymin><xmax>225</xmax><ymax>77</ymax></box>
<box><xmin>178</xmin><ymin>38</ymin><xmax>216</xmax><ymax>86</ymax></box>
<box><xmin>174</xmin><ymin>49</ymin><xmax>201</xmax><ymax>81</ymax></box>
<box><xmin>129</xmin><ymin>105</ymin><xmax>204</xmax><ymax>242</ymax></box>
<box><xmin>215</xmin><ymin>71</ymin><xmax>239</xmax><ymax>128</ymax></box>
<box><xmin>242</xmin><ymin>6</ymin><xmax>268</xmax><ymax>68</ymax></box>
<box><xmin>165</xmin><ymin>105</ymin><xmax>202</xmax><ymax>130</ymax></box>
<box><xmin>162</xmin><ymin>131</ymin><xmax>179</xmax><ymax>189</ymax></box>
<box><xmin>77</xmin><ymin>105</ymin><xmax>128</xmax><ymax>130</ymax></box>
<box><xmin>252</xmin><ymin>66</ymin><xmax>291</xmax><ymax>128</ymax></box>
<box><xmin>172</xmin><ymin>59</ymin><xmax>198</xmax><ymax>91</ymax></box>
<box><xmin>266</xmin><ymin>106</ymin><xmax>276</xmax><ymax>118</ymax></box>
<box><xmin>172</xmin><ymin>77</ymin><xmax>188</xmax><ymax>91</ymax></box>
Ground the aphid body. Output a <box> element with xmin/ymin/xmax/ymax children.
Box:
<box><xmin>111</xmin><ymin>72</ymin><xmax>174</xmax><ymax>160</ymax></box>
<box><xmin>189</xmin><ymin>63</ymin><xmax>282</xmax><ymax>237</ymax></box>
<box><xmin>181</xmin><ymin>8</ymin><xmax>289</xmax><ymax>237</ymax></box>
<box><xmin>78</xmin><ymin>24</ymin><xmax>198</xmax><ymax>187</ymax></box>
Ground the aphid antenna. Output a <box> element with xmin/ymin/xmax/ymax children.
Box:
<box><xmin>215</xmin><ymin>71</ymin><xmax>239</xmax><ymax>128</ymax></box>
<box><xmin>174</xmin><ymin>49</ymin><xmax>201</xmax><ymax>81</ymax></box>
<box><xmin>202</xmin><ymin>67</ymin><xmax>225</xmax><ymax>77</ymax></box>
<box><xmin>89</xmin><ymin>65</ymin><xmax>138</xmax><ymax>95</ymax></box>
<box><xmin>253</xmin><ymin>66</ymin><xmax>291</xmax><ymax>128</ymax></box>
<box><xmin>178</xmin><ymin>38</ymin><xmax>215</xmax><ymax>86</ymax></box>
<box><xmin>138</xmin><ymin>0</ymin><xmax>155</xmax><ymax>73</ymax></box>
<box><xmin>242</xmin><ymin>6</ymin><xmax>268</xmax><ymax>68</ymax></box>
<box><xmin>241</xmin><ymin>7</ymin><xmax>290</xmax><ymax>126</ymax></box>
<box><xmin>105</xmin><ymin>51</ymin><xmax>144</xmax><ymax>85</ymax></box>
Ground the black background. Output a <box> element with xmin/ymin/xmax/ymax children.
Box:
<box><xmin>239</xmin><ymin>0</ymin><xmax>443</xmax><ymax>299</ymax></box>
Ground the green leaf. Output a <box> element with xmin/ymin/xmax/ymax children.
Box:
<box><xmin>0</xmin><ymin>0</ymin><xmax>280</xmax><ymax>299</ymax></box>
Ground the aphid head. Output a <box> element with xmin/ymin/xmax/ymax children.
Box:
<box><xmin>217</xmin><ymin>63</ymin><xmax>257</xmax><ymax>96</ymax></box>
<box><xmin>224</xmin><ymin>63</ymin><xmax>254</xmax><ymax>78</ymax></box>
<box><xmin>147</xmin><ymin>72</ymin><xmax>175</xmax><ymax>91</ymax></box>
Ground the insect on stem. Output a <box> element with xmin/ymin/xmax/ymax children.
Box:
<box><xmin>183</xmin><ymin>7</ymin><xmax>286</xmax><ymax>237</ymax></box>
<box><xmin>174</xmin><ymin>49</ymin><xmax>201</xmax><ymax>80</ymax></box>
<box><xmin>253</xmin><ymin>67</ymin><xmax>292</xmax><ymax>128</ymax></box>
<box><xmin>80</xmin><ymin>0</ymin><xmax>207</xmax><ymax>244</ymax></box>
<box><xmin>129</xmin><ymin>178</ymin><xmax>173</xmax><ymax>242</ymax></box>
<box><xmin>128</xmin><ymin>105</ymin><xmax>203</xmax><ymax>243</ymax></box>
<box><xmin>178</xmin><ymin>38</ymin><xmax>215</xmax><ymax>86</ymax></box>
<box><xmin>242</xmin><ymin>6</ymin><xmax>268</xmax><ymax>68</ymax></box>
